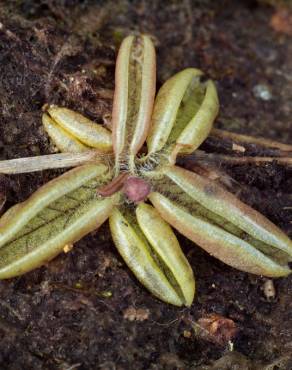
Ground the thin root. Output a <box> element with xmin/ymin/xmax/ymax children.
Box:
<box><xmin>211</xmin><ymin>128</ymin><xmax>292</xmax><ymax>154</ymax></box>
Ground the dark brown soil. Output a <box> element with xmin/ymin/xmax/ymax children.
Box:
<box><xmin>0</xmin><ymin>1</ymin><xmax>291</xmax><ymax>369</ymax></box>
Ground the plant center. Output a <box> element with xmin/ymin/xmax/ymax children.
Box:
<box><xmin>98</xmin><ymin>174</ymin><xmax>151</xmax><ymax>203</ymax></box>
<box><xmin>123</xmin><ymin>176</ymin><xmax>151</xmax><ymax>202</ymax></box>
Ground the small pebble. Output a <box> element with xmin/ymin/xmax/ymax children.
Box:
<box><xmin>263</xmin><ymin>279</ymin><xmax>276</xmax><ymax>300</ymax></box>
<box><xmin>100</xmin><ymin>290</ymin><xmax>112</xmax><ymax>298</ymax></box>
<box><xmin>253</xmin><ymin>84</ymin><xmax>272</xmax><ymax>101</ymax></box>
<box><xmin>123</xmin><ymin>306</ymin><xmax>150</xmax><ymax>321</ymax></box>
<box><xmin>63</xmin><ymin>244</ymin><xmax>74</xmax><ymax>253</ymax></box>
<box><xmin>232</xmin><ymin>143</ymin><xmax>246</xmax><ymax>153</ymax></box>
<box><xmin>183</xmin><ymin>330</ymin><xmax>192</xmax><ymax>338</ymax></box>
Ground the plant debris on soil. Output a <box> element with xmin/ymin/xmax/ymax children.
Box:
<box><xmin>0</xmin><ymin>1</ymin><xmax>291</xmax><ymax>369</ymax></box>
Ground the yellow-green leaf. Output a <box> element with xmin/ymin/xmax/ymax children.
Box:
<box><xmin>147</xmin><ymin>68</ymin><xmax>219</xmax><ymax>163</ymax></box>
<box><xmin>43</xmin><ymin>113</ymin><xmax>90</xmax><ymax>153</ymax></box>
<box><xmin>136</xmin><ymin>202</ymin><xmax>195</xmax><ymax>306</ymax></box>
<box><xmin>164</xmin><ymin>165</ymin><xmax>292</xmax><ymax>257</ymax></box>
<box><xmin>0</xmin><ymin>164</ymin><xmax>118</xmax><ymax>278</ymax></box>
<box><xmin>109</xmin><ymin>206</ymin><xmax>191</xmax><ymax>306</ymax></box>
<box><xmin>47</xmin><ymin>107</ymin><xmax>112</xmax><ymax>152</ymax></box>
<box><xmin>150</xmin><ymin>191</ymin><xmax>291</xmax><ymax>277</ymax></box>
<box><xmin>112</xmin><ymin>35</ymin><xmax>156</xmax><ymax>172</ymax></box>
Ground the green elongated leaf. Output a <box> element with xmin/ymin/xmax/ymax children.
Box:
<box><xmin>147</xmin><ymin>68</ymin><xmax>203</xmax><ymax>155</ymax></box>
<box><xmin>109</xmin><ymin>206</ymin><xmax>191</xmax><ymax>306</ymax></box>
<box><xmin>169</xmin><ymin>80</ymin><xmax>219</xmax><ymax>162</ymax></box>
<box><xmin>112</xmin><ymin>35</ymin><xmax>156</xmax><ymax>172</ymax></box>
<box><xmin>47</xmin><ymin>107</ymin><xmax>112</xmax><ymax>152</ymax></box>
<box><xmin>150</xmin><ymin>191</ymin><xmax>291</xmax><ymax>277</ymax></box>
<box><xmin>163</xmin><ymin>166</ymin><xmax>292</xmax><ymax>258</ymax></box>
<box><xmin>43</xmin><ymin>113</ymin><xmax>90</xmax><ymax>153</ymax></box>
<box><xmin>136</xmin><ymin>203</ymin><xmax>195</xmax><ymax>306</ymax></box>
<box><xmin>0</xmin><ymin>164</ymin><xmax>118</xmax><ymax>278</ymax></box>
<box><xmin>146</xmin><ymin>68</ymin><xmax>219</xmax><ymax>163</ymax></box>
<box><xmin>150</xmin><ymin>167</ymin><xmax>292</xmax><ymax>276</ymax></box>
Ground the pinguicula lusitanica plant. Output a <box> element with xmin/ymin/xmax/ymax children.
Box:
<box><xmin>0</xmin><ymin>34</ymin><xmax>291</xmax><ymax>306</ymax></box>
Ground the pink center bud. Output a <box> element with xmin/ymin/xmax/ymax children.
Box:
<box><xmin>123</xmin><ymin>177</ymin><xmax>151</xmax><ymax>203</ymax></box>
